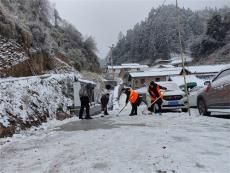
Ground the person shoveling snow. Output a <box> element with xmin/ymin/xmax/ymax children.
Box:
<box><xmin>147</xmin><ymin>81</ymin><xmax>167</xmax><ymax>116</ymax></box>
<box><xmin>120</xmin><ymin>87</ymin><xmax>142</xmax><ymax>116</ymax></box>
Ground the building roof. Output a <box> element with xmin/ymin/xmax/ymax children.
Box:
<box><xmin>170</xmin><ymin>75</ymin><xmax>204</xmax><ymax>87</ymax></box>
<box><xmin>186</xmin><ymin>64</ymin><xmax>228</xmax><ymax>74</ymax></box>
<box><xmin>121</xmin><ymin>63</ymin><xmax>140</xmax><ymax>66</ymax></box>
<box><xmin>222</xmin><ymin>64</ymin><xmax>230</xmax><ymax>71</ymax></box>
<box><xmin>147</xmin><ymin>67</ymin><xmax>182</xmax><ymax>72</ymax></box>
<box><xmin>169</xmin><ymin>54</ymin><xmax>193</xmax><ymax>65</ymax></box>
<box><xmin>130</xmin><ymin>70</ymin><xmax>181</xmax><ymax>78</ymax></box>
<box><xmin>78</xmin><ymin>78</ymin><xmax>96</xmax><ymax>85</ymax></box>
<box><xmin>107</xmin><ymin>64</ymin><xmax>149</xmax><ymax>69</ymax></box>
<box><xmin>158</xmin><ymin>64</ymin><xmax>175</xmax><ymax>68</ymax></box>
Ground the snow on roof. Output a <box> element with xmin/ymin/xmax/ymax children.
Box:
<box><xmin>130</xmin><ymin>69</ymin><xmax>181</xmax><ymax>78</ymax></box>
<box><xmin>148</xmin><ymin>64</ymin><xmax>229</xmax><ymax>75</ymax></box>
<box><xmin>186</xmin><ymin>64</ymin><xmax>229</xmax><ymax>74</ymax></box>
<box><xmin>147</xmin><ymin>67</ymin><xmax>182</xmax><ymax>72</ymax></box>
<box><xmin>170</xmin><ymin>75</ymin><xmax>205</xmax><ymax>86</ymax></box>
<box><xmin>169</xmin><ymin>54</ymin><xmax>193</xmax><ymax>65</ymax></box>
<box><xmin>107</xmin><ymin>64</ymin><xmax>149</xmax><ymax>69</ymax></box>
<box><xmin>222</xmin><ymin>64</ymin><xmax>230</xmax><ymax>71</ymax></box>
<box><xmin>78</xmin><ymin>78</ymin><xmax>96</xmax><ymax>85</ymax></box>
<box><xmin>154</xmin><ymin>59</ymin><xmax>172</xmax><ymax>63</ymax></box>
<box><xmin>159</xmin><ymin>64</ymin><xmax>175</xmax><ymax>68</ymax></box>
<box><xmin>121</xmin><ymin>63</ymin><xmax>140</xmax><ymax>66</ymax></box>
<box><xmin>130</xmin><ymin>64</ymin><xmax>229</xmax><ymax>79</ymax></box>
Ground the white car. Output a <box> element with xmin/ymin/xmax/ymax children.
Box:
<box><xmin>188</xmin><ymin>86</ymin><xmax>204</xmax><ymax>108</ymax></box>
<box><xmin>157</xmin><ymin>82</ymin><xmax>188</xmax><ymax>112</ymax></box>
<box><xmin>137</xmin><ymin>82</ymin><xmax>189</xmax><ymax>112</ymax></box>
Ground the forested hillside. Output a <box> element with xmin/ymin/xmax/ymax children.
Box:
<box><xmin>0</xmin><ymin>0</ymin><xmax>100</xmax><ymax>76</ymax></box>
<box><xmin>191</xmin><ymin>11</ymin><xmax>230</xmax><ymax>64</ymax></box>
<box><xmin>109</xmin><ymin>5</ymin><xmax>230</xmax><ymax>65</ymax></box>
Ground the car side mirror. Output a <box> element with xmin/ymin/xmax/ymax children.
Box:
<box><xmin>204</xmin><ymin>81</ymin><xmax>211</xmax><ymax>85</ymax></box>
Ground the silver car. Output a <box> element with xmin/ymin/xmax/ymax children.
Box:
<box><xmin>188</xmin><ymin>86</ymin><xmax>204</xmax><ymax>108</ymax></box>
<box><xmin>197</xmin><ymin>65</ymin><xmax>230</xmax><ymax>116</ymax></box>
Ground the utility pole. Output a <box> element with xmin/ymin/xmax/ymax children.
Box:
<box><xmin>109</xmin><ymin>44</ymin><xmax>115</xmax><ymax>80</ymax></box>
<box><xmin>176</xmin><ymin>0</ymin><xmax>191</xmax><ymax>116</ymax></box>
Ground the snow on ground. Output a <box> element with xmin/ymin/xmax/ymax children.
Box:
<box><xmin>112</xmin><ymin>85</ymin><xmax>121</xmax><ymax>110</ymax></box>
<box><xmin>0</xmin><ymin>103</ymin><xmax>229</xmax><ymax>173</ymax></box>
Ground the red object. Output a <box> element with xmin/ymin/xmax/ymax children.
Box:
<box><xmin>149</xmin><ymin>85</ymin><xmax>163</xmax><ymax>101</ymax></box>
<box><xmin>205</xmin><ymin>84</ymin><xmax>210</xmax><ymax>92</ymax></box>
<box><xmin>129</xmin><ymin>89</ymin><xmax>139</xmax><ymax>103</ymax></box>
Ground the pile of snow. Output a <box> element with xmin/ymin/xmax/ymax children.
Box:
<box><xmin>0</xmin><ymin>74</ymin><xmax>79</xmax><ymax>129</ymax></box>
<box><xmin>112</xmin><ymin>85</ymin><xmax>120</xmax><ymax>110</ymax></box>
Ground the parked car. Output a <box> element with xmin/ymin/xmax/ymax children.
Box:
<box><xmin>197</xmin><ymin>65</ymin><xmax>230</xmax><ymax>116</ymax></box>
<box><xmin>137</xmin><ymin>82</ymin><xmax>189</xmax><ymax>112</ymax></box>
<box><xmin>188</xmin><ymin>86</ymin><xmax>204</xmax><ymax>108</ymax></box>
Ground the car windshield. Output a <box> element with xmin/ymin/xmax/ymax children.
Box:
<box><xmin>158</xmin><ymin>83</ymin><xmax>180</xmax><ymax>91</ymax></box>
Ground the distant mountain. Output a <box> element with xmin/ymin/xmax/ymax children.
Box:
<box><xmin>109</xmin><ymin>5</ymin><xmax>230</xmax><ymax>65</ymax></box>
<box><xmin>0</xmin><ymin>0</ymin><xmax>100</xmax><ymax>77</ymax></box>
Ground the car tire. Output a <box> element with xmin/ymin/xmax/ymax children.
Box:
<box><xmin>197</xmin><ymin>98</ymin><xmax>211</xmax><ymax>116</ymax></box>
<box><xmin>182</xmin><ymin>108</ymin><xmax>188</xmax><ymax>112</ymax></box>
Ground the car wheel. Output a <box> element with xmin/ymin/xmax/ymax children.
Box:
<box><xmin>182</xmin><ymin>108</ymin><xmax>188</xmax><ymax>112</ymax></box>
<box><xmin>198</xmin><ymin>98</ymin><xmax>211</xmax><ymax>116</ymax></box>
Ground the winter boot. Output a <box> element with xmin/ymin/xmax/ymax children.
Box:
<box><xmin>85</xmin><ymin>116</ymin><xmax>93</xmax><ymax>119</ymax></box>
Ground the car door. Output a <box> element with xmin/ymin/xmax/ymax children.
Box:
<box><xmin>221</xmin><ymin>70</ymin><xmax>230</xmax><ymax>109</ymax></box>
<box><xmin>207</xmin><ymin>69</ymin><xmax>230</xmax><ymax>109</ymax></box>
<box><xmin>189</xmin><ymin>86</ymin><xmax>202</xmax><ymax>107</ymax></box>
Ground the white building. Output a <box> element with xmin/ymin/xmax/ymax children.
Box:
<box><xmin>106</xmin><ymin>63</ymin><xmax>149</xmax><ymax>79</ymax></box>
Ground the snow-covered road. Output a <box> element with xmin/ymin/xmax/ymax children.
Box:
<box><xmin>0</xmin><ymin>106</ymin><xmax>230</xmax><ymax>173</ymax></box>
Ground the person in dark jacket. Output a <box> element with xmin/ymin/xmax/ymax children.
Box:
<box><xmin>148</xmin><ymin>81</ymin><xmax>167</xmax><ymax>114</ymax></box>
<box><xmin>101</xmin><ymin>93</ymin><xmax>110</xmax><ymax>116</ymax></box>
<box><xmin>122</xmin><ymin>88</ymin><xmax>142</xmax><ymax>116</ymax></box>
<box><xmin>79</xmin><ymin>84</ymin><xmax>92</xmax><ymax>119</ymax></box>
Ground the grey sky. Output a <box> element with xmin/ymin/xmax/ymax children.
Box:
<box><xmin>50</xmin><ymin>0</ymin><xmax>230</xmax><ymax>59</ymax></box>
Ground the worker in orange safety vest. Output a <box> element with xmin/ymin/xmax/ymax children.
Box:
<box><xmin>148</xmin><ymin>81</ymin><xmax>167</xmax><ymax>115</ymax></box>
<box><xmin>122</xmin><ymin>88</ymin><xmax>142</xmax><ymax>116</ymax></box>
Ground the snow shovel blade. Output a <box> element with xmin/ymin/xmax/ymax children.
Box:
<box><xmin>116</xmin><ymin>104</ymin><xmax>127</xmax><ymax>116</ymax></box>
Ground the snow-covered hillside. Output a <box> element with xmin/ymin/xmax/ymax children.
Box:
<box><xmin>0</xmin><ymin>36</ymin><xmax>30</xmax><ymax>71</ymax></box>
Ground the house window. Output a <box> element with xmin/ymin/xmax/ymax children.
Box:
<box><xmin>140</xmin><ymin>79</ymin><xmax>145</xmax><ymax>84</ymax></box>
<box><xmin>155</xmin><ymin>78</ymin><xmax>160</xmax><ymax>82</ymax></box>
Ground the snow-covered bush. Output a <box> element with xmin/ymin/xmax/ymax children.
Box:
<box><xmin>0</xmin><ymin>74</ymin><xmax>76</xmax><ymax>137</ymax></box>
